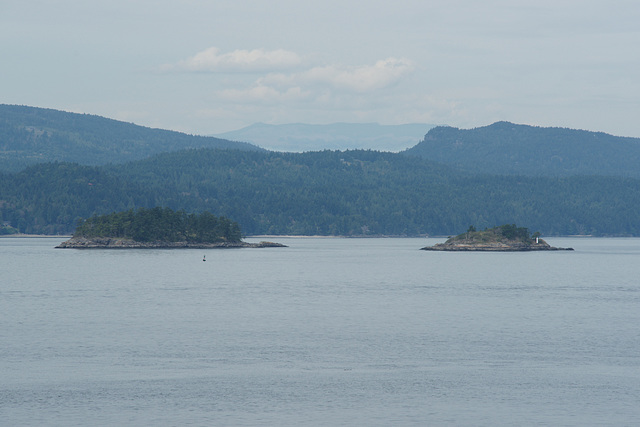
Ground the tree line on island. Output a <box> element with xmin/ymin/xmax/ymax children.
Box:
<box><xmin>73</xmin><ymin>207</ymin><xmax>242</xmax><ymax>243</ymax></box>
<box><xmin>456</xmin><ymin>224</ymin><xmax>540</xmax><ymax>244</ymax></box>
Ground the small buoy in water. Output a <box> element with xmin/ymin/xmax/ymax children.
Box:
<box><xmin>203</xmin><ymin>255</ymin><xmax>206</xmax><ymax>262</ymax></box>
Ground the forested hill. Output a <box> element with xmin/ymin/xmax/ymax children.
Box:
<box><xmin>403</xmin><ymin>121</ymin><xmax>640</xmax><ymax>177</ymax></box>
<box><xmin>2</xmin><ymin>148</ymin><xmax>640</xmax><ymax>237</ymax></box>
<box><xmin>0</xmin><ymin>104</ymin><xmax>263</xmax><ymax>172</ymax></box>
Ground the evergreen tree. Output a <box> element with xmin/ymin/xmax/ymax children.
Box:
<box><xmin>73</xmin><ymin>207</ymin><xmax>242</xmax><ymax>243</ymax></box>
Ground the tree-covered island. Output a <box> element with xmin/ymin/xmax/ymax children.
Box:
<box><xmin>56</xmin><ymin>207</ymin><xmax>285</xmax><ymax>248</ymax></box>
<box><xmin>421</xmin><ymin>224</ymin><xmax>573</xmax><ymax>251</ymax></box>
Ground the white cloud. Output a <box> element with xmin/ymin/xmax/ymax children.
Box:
<box><xmin>219</xmin><ymin>85</ymin><xmax>310</xmax><ymax>104</ymax></box>
<box><xmin>302</xmin><ymin>58</ymin><xmax>414</xmax><ymax>92</ymax></box>
<box><xmin>164</xmin><ymin>49</ymin><xmax>419</xmax><ymax>128</ymax></box>
<box><xmin>221</xmin><ymin>56</ymin><xmax>415</xmax><ymax>105</ymax></box>
<box><xmin>169</xmin><ymin>47</ymin><xmax>303</xmax><ymax>72</ymax></box>
<box><xmin>258</xmin><ymin>57</ymin><xmax>414</xmax><ymax>92</ymax></box>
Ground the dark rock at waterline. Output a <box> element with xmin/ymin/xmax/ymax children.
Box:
<box><xmin>56</xmin><ymin>237</ymin><xmax>286</xmax><ymax>249</ymax></box>
<box><xmin>421</xmin><ymin>242</ymin><xmax>573</xmax><ymax>251</ymax></box>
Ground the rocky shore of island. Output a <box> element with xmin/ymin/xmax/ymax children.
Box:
<box><xmin>421</xmin><ymin>241</ymin><xmax>573</xmax><ymax>251</ymax></box>
<box><xmin>421</xmin><ymin>224</ymin><xmax>573</xmax><ymax>252</ymax></box>
<box><xmin>56</xmin><ymin>236</ymin><xmax>286</xmax><ymax>249</ymax></box>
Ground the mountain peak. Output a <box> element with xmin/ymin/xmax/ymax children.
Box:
<box><xmin>0</xmin><ymin>104</ymin><xmax>263</xmax><ymax>172</ymax></box>
<box><xmin>406</xmin><ymin>122</ymin><xmax>640</xmax><ymax>177</ymax></box>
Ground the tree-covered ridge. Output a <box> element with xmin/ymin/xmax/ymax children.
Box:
<box><xmin>403</xmin><ymin>121</ymin><xmax>640</xmax><ymax>177</ymax></box>
<box><xmin>447</xmin><ymin>224</ymin><xmax>540</xmax><ymax>245</ymax></box>
<box><xmin>0</xmin><ymin>162</ymin><xmax>155</xmax><ymax>235</ymax></box>
<box><xmin>2</xmin><ymin>148</ymin><xmax>640</xmax><ymax>237</ymax></box>
<box><xmin>0</xmin><ymin>104</ymin><xmax>263</xmax><ymax>173</ymax></box>
<box><xmin>74</xmin><ymin>207</ymin><xmax>242</xmax><ymax>243</ymax></box>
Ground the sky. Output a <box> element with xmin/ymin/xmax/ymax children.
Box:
<box><xmin>2</xmin><ymin>0</ymin><xmax>640</xmax><ymax>137</ymax></box>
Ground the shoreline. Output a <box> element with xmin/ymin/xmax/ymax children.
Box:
<box><xmin>3</xmin><ymin>233</ymin><xmax>637</xmax><ymax>240</ymax></box>
<box><xmin>0</xmin><ymin>234</ymin><xmax>72</xmax><ymax>238</ymax></box>
<box><xmin>421</xmin><ymin>241</ymin><xmax>574</xmax><ymax>252</ymax></box>
<box><xmin>55</xmin><ymin>237</ymin><xmax>286</xmax><ymax>249</ymax></box>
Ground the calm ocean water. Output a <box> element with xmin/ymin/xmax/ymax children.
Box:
<box><xmin>1</xmin><ymin>236</ymin><xmax>639</xmax><ymax>426</ymax></box>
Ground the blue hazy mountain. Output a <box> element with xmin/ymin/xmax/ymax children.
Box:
<box><xmin>214</xmin><ymin>122</ymin><xmax>434</xmax><ymax>152</ymax></box>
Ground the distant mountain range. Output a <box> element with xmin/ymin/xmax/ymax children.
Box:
<box><xmin>2</xmin><ymin>106</ymin><xmax>640</xmax><ymax>237</ymax></box>
<box><xmin>403</xmin><ymin>121</ymin><xmax>640</xmax><ymax>178</ymax></box>
<box><xmin>214</xmin><ymin>122</ymin><xmax>434</xmax><ymax>152</ymax></box>
<box><xmin>0</xmin><ymin>104</ymin><xmax>262</xmax><ymax>172</ymax></box>
<box><xmin>5</xmin><ymin>105</ymin><xmax>639</xmax><ymax>178</ymax></box>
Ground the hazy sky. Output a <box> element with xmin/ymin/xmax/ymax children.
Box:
<box><xmin>2</xmin><ymin>0</ymin><xmax>639</xmax><ymax>136</ymax></box>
